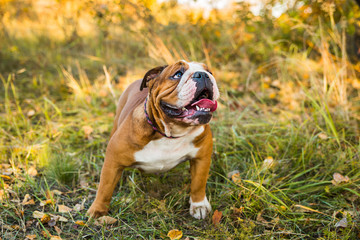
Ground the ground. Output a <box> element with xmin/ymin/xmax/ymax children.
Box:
<box><xmin>0</xmin><ymin>0</ymin><xmax>360</xmax><ymax>239</ymax></box>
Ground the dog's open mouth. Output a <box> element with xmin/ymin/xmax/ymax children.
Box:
<box><xmin>160</xmin><ymin>89</ymin><xmax>217</xmax><ymax>120</ymax></box>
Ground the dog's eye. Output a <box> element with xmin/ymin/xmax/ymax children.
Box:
<box><xmin>172</xmin><ymin>71</ymin><xmax>183</xmax><ymax>79</ymax></box>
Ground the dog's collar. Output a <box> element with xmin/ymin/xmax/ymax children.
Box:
<box><xmin>144</xmin><ymin>97</ymin><xmax>179</xmax><ymax>139</ymax></box>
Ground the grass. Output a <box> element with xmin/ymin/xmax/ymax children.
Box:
<box><xmin>1</xmin><ymin>0</ymin><xmax>360</xmax><ymax>239</ymax></box>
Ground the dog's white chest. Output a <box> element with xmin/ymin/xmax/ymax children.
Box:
<box><xmin>134</xmin><ymin>127</ymin><xmax>204</xmax><ymax>173</ymax></box>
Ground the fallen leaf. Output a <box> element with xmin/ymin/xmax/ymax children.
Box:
<box><xmin>212</xmin><ymin>210</ymin><xmax>222</xmax><ymax>226</ymax></box>
<box><xmin>23</xmin><ymin>199</ymin><xmax>35</xmax><ymax>205</ymax></box>
<box><xmin>27</xmin><ymin>166</ymin><xmax>38</xmax><ymax>177</ymax></box>
<box><xmin>75</xmin><ymin>220</ymin><xmax>86</xmax><ymax>226</ymax></box>
<box><xmin>95</xmin><ymin>216</ymin><xmax>117</xmax><ymax>226</ymax></box>
<box><xmin>46</xmin><ymin>190</ymin><xmax>54</xmax><ymax>199</ymax></box>
<box><xmin>227</xmin><ymin>170</ymin><xmax>239</xmax><ymax>179</ymax></box>
<box><xmin>0</xmin><ymin>189</ymin><xmax>7</xmax><ymax>201</ymax></box>
<box><xmin>52</xmin><ymin>190</ymin><xmax>63</xmax><ymax>196</ymax></box>
<box><xmin>40</xmin><ymin>199</ymin><xmax>55</xmax><ymax>206</ymax></box>
<box><xmin>0</xmin><ymin>174</ymin><xmax>11</xmax><ymax>180</ymax></box>
<box><xmin>231</xmin><ymin>173</ymin><xmax>242</xmax><ymax>185</ymax></box>
<box><xmin>167</xmin><ymin>229</ymin><xmax>183</xmax><ymax>240</ymax></box>
<box><xmin>42</xmin><ymin>230</ymin><xmax>51</xmax><ymax>238</ymax></box>
<box><xmin>22</xmin><ymin>194</ymin><xmax>35</xmax><ymax>205</ymax></box>
<box><xmin>27</xmin><ymin>110</ymin><xmax>35</xmax><ymax>117</ymax></box>
<box><xmin>25</xmin><ymin>235</ymin><xmax>36</xmax><ymax>240</ymax></box>
<box><xmin>73</xmin><ymin>203</ymin><xmax>83</xmax><ymax>211</ymax></box>
<box><xmin>269</xmin><ymin>92</ymin><xmax>276</xmax><ymax>99</ymax></box>
<box><xmin>54</xmin><ymin>226</ymin><xmax>62</xmax><ymax>235</ymax></box>
<box><xmin>33</xmin><ymin>210</ymin><xmax>46</xmax><ymax>219</ymax></box>
<box><xmin>58</xmin><ymin>204</ymin><xmax>72</xmax><ymax>213</ymax></box>
<box><xmin>318</xmin><ymin>133</ymin><xmax>328</xmax><ymax>140</ymax></box>
<box><xmin>335</xmin><ymin>217</ymin><xmax>348</xmax><ymax>228</ymax></box>
<box><xmin>26</xmin><ymin>220</ymin><xmax>36</xmax><ymax>227</ymax></box>
<box><xmin>50</xmin><ymin>214</ymin><xmax>68</xmax><ymax>222</ymax></box>
<box><xmin>82</xmin><ymin>125</ymin><xmax>93</xmax><ymax>138</ymax></box>
<box><xmin>332</xmin><ymin>173</ymin><xmax>350</xmax><ymax>185</ymax></box>
<box><xmin>11</xmin><ymin>225</ymin><xmax>21</xmax><ymax>230</ymax></box>
<box><xmin>41</xmin><ymin>214</ymin><xmax>51</xmax><ymax>224</ymax></box>
<box><xmin>262</xmin><ymin>156</ymin><xmax>275</xmax><ymax>170</ymax></box>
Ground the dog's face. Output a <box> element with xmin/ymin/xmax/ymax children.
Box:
<box><xmin>141</xmin><ymin>60</ymin><xmax>219</xmax><ymax>125</ymax></box>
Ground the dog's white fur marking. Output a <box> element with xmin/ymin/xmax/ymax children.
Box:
<box><xmin>134</xmin><ymin>126</ymin><xmax>204</xmax><ymax>173</ymax></box>
<box><xmin>160</xmin><ymin>119</ymin><xmax>171</xmax><ymax>137</ymax></box>
<box><xmin>189</xmin><ymin>196</ymin><xmax>212</xmax><ymax>219</ymax></box>
<box><xmin>176</xmin><ymin>61</ymin><xmax>220</xmax><ymax>107</ymax></box>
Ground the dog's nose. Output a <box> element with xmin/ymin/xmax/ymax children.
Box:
<box><xmin>192</xmin><ymin>71</ymin><xmax>213</xmax><ymax>96</ymax></box>
<box><xmin>193</xmin><ymin>72</ymin><xmax>210</xmax><ymax>79</ymax></box>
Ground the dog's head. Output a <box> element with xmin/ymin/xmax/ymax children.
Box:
<box><xmin>141</xmin><ymin>60</ymin><xmax>219</xmax><ymax>125</ymax></box>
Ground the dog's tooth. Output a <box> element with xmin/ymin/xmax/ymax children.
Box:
<box><xmin>182</xmin><ymin>107</ymin><xmax>187</xmax><ymax>111</ymax></box>
<box><xmin>196</xmin><ymin>105</ymin><xmax>200</xmax><ymax>111</ymax></box>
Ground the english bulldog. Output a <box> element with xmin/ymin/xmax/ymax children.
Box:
<box><xmin>87</xmin><ymin>60</ymin><xmax>219</xmax><ymax>219</ymax></box>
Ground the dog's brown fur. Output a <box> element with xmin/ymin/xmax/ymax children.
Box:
<box><xmin>87</xmin><ymin>61</ymin><xmax>213</xmax><ymax>218</ymax></box>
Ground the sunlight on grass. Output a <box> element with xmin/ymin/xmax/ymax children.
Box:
<box><xmin>0</xmin><ymin>0</ymin><xmax>359</xmax><ymax>239</ymax></box>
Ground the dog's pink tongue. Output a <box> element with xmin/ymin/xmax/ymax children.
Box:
<box><xmin>191</xmin><ymin>99</ymin><xmax>217</xmax><ymax>112</ymax></box>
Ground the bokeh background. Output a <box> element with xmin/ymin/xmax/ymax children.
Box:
<box><xmin>1</xmin><ymin>0</ymin><xmax>360</xmax><ymax>239</ymax></box>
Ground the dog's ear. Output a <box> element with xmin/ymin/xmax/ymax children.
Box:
<box><xmin>140</xmin><ymin>65</ymin><xmax>168</xmax><ymax>91</ymax></box>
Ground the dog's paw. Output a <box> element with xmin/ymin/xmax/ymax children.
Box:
<box><xmin>189</xmin><ymin>196</ymin><xmax>212</xmax><ymax>219</ymax></box>
<box><xmin>87</xmin><ymin>202</ymin><xmax>109</xmax><ymax>218</ymax></box>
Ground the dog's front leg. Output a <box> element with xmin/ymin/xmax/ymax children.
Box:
<box><xmin>87</xmin><ymin>157</ymin><xmax>124</xmax><ymax>218</ymax></box>
<box><xmin>189</xmin><ymin>155</ymin><xmax>212</xmax><ymax>219</ymax></box>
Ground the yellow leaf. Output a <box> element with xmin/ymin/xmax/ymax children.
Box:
<box><xmin>10</xmin><ymin>225</ymin><xmax>20</xmax><ymax>230</ymax></box>
<box><xmin>58</xmin><ymin>204</ymin><xmax>72</xmax><ymax>213</ymax></box>
<box><xmin>269</xmin><ymin>92</ymin><xmax>276</xmax><ymax>99</ymax></box>
<box><xmin>212</xmin><ymin>210</ymin><xmax>222</xmax><ymax>226</ymax></box>
<box><xmin>167</xmin><ymin>229</ymin><xmax>183</xmax><ymax>240</ymax></box>
<box><xmin>41</xmin><ymin>214</ymin><xmax>51</xmax><ymax>224</ymax></box>
<box><xmin>41</xmin><ymin>230</ymin><xmax>51</xmax><ymax>238</ymax></box>
<box><xmin>75</xmin><ymin>220</ymin><xmax>86</xmax><ymax>226</ymax></box>
<box><xmin>0</xmin><ymin>175</ymin><xmax>11</xmax><ymax>180</ymax></box>
<box><xmin>95</xmin><ymin>216</ymin><xmax>117</xmax><ymax>226</ymax></box>
<box><xmin>40</xmin><ymin>199</ymin><xmax>55</xmax><ymax>206</ymax></box>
